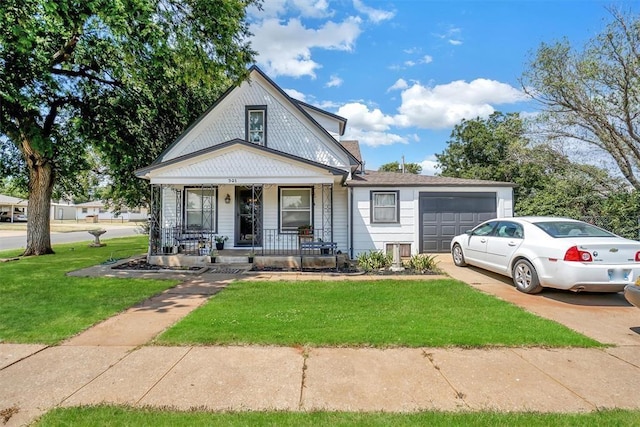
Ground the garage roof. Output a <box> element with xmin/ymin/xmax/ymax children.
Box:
<box><xmin>345</xmin><ymin>171</ymin><xmax>515</xmax><ymax>187</ymax></box>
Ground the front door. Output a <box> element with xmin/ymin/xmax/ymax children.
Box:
<box><xmin>235</xmin><ymin>186</ymin><xmax>262</xmax><ymax>246</ymax></box>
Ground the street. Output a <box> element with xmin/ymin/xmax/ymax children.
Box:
<box><xmin>0</xmin><ymin>223</ymin><xmax>140</xmax><ymax>252</ymax></box>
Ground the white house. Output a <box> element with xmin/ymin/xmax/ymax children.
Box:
<box><xmin>135</xmin><ymin>66</ymin><xmax>514</xmax><ymax>261</ymax></box>
<box><xmin>74</xmin><ymin>201</ymin><xmax>148</xmax><ymax>222</ymax></box>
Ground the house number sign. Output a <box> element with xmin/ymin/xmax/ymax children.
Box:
<box><xmin>228</xmin><ymin>178</ymin><xmax>237</xmax><ymax>183</ymax></box>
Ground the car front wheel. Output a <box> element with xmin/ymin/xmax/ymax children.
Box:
<box><xmin>512</xmin><ymin>259</ymin><xmax>542</xmax><ymax>294</ymax></box>
<box><xmin>452</xmin><ymin>243</ymin><xmax>467</xmax><ymax>267</ymax></box>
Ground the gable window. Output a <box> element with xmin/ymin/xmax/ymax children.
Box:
<box><xmin>280</xmin><ymin>187</ymin><xmax>312</xmax><ymax>232</ymax></box>
<box><xmin>185</xmin><ymin>187</ymin><xmax>216</xmax><ymax>231</ymax></box>
<box><xmin>371</xmin><ymin>191</ymin><xmax>399</xmax><ymax>223</ymax></box>
<box><xmin>246</xmin><ymin>106</ymin><xmax>267</xmax><ymax>145</ymax></box>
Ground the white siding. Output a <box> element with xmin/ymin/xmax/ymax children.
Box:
<box><xmin>351</xmin><ymin>186</ymin><xmax>514</xmax><ymax>257</ymax></box>
<box><xmin>161</xmin><ymin>75</ymin><xmax>350</xmax><ymax>169</ymax></box>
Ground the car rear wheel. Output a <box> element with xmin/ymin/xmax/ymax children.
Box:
<box><xmin>512</xmin><ymin>259</ymin><xmax>542</xmax><ymax>294</ymax></box>
<box><xmin>452</xmin><ymin>243</ymin><xmax>467</xmax><ymax>267</ymax></box>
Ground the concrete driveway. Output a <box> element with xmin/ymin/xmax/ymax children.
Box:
<box><xmin>435</xmin><ymin>254</ymin><xmax>640</xmax><ymax>346</ymax></box>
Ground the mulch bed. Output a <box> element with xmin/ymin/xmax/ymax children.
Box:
<box><xmin>111</xmin><ymin>257</ymin><xmax>203</xmax><ymax>272</ymax></box>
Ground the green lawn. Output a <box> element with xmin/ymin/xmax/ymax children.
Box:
<box><xmin>34</xmin><ymin>406</ymin><xmax>640</xmax><ymax>426</ymax></box>
<box><xmin>157</xmin><ymin>279</ymin><xmax>600</xmax><ymax>348</ymax></box>
<box><xmin>0</xmin><ymin>236</ymin><xmax>180</xmax><ymax>344</ymax></box>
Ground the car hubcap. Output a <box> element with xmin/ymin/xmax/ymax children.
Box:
<box><xmin>515</xmin><ymin>263</ymin><xmax>531</xmax><ymax>288</ymax></box>
<box><xmin>453</xmin><ymin>246</ymin><xmax>462</xmax><ymax>264</ymax></box>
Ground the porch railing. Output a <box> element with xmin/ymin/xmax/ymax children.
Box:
<box><xmin>149</xmin><ymin>227</ymin><xmax>333</xmax><ymax>256</ymax></box>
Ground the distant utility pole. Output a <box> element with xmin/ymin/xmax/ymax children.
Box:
<box><xmin>401</xmin><ymin>155</ymin><xmax>405</xmax><ymax>173</ymax></box>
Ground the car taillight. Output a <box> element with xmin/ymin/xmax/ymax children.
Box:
<box><xmin>564</xmin><ymin>246</ymin><xmax>593</xmax><ymax>262</ymax></box>
<box><xmin>636</xmin><ymin>252</ymin><xmax>640</xmax><ymax>262</ymax></box>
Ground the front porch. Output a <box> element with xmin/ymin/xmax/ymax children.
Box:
<box><xmin>146</xmin><ymin>183</ymin><xmax>345</xmax><ymax>267</ymax></box>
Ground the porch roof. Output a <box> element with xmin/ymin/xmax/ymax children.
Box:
<box><xmin>135</xmin><ymin>139</ymin><xmax>349</xmax><ymax>184</ymax></box>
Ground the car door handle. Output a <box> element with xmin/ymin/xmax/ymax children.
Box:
<box><xmin>508</xmin><ymin>241</ymin><xmax>517</xmax><ymax>246</ymax></box>
<box><xmin>480</xmin><ymin>238</ymin><xmax>487</xmax><ymax>243</ymax></box>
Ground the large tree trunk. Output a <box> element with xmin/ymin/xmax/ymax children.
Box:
<box><xmin>23</xmin><ymin>151</ymin><xmax>55</xmax><ymax>256</ymax></box>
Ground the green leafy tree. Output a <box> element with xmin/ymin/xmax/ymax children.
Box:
<box><xmin>0</xmin><ymin>0</ymin><xmax>259</xmax><ymax>255</ymax></box>
<box><xmin>436</xmin><ymin>112</ymin><xmax>626</xmax><ymax>222</ymax></box>
<box><xmin>522</xmin><ymin>8</ymin><xmax>640</xmax><ymax>190</ymax></box>
<box><xmin>379</xmin><ymin>161</ymin><xmax>422</xmax><ymax>174</ymax></box>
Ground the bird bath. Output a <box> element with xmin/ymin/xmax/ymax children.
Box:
<box><xmin>88</xmin><ymin>229</ymin><xmax>107</xmax><ymax>247</ymax></box>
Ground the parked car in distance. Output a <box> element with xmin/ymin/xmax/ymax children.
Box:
<box><xmin>0</xmin><ymin>211</ymin><xmax>27</xmax><ymax>222</ymax></box>
<box><xmin>450</xmin><ymin>216</ymin><xmax>640</xmax><ymax>294</ymax></box>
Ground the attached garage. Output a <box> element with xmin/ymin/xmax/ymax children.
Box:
<box><xmin>420</xmin><ymin>192</ymin><xmax>497</xmax><ymax>252</ymax></box>
<box><xmin>346</xmin><ymin>171</ymin><xmax>514</xmax><ymax>258</ymax></box>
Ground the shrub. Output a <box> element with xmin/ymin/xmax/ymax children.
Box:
<box><xmin>405</xmin><ymin>253</ymin><xmax>440</xmax><ymax>273</ymax></box>
<box><xmin>357</xmin><ymin>250</ymin><xmax>392</xmax><ymax>271</ymax></box>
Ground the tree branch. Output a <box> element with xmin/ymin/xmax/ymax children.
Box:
<box><xmin>50</xmin><ymin>67</ymin><xmax>122</xmax><ymax>87</ymax></box>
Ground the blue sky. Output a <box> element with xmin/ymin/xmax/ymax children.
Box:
<box><xmin>245</xmin><ymin>0</ymin><xmax>638</xmax><ymax>174</ymax></box>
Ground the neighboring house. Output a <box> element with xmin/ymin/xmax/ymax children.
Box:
<box><xmin>135</xmin><ymin>66</ymin><xmax>514</xmax><ymax>260</ymax></box>
<box><xmin>74</xmin><ymin>201</ymin><xmax>148</xmax><ymax>222</ymax></box>
<box><xmin>0</xmin><ymin>194</ymin><xmax>28</xmax><ymax>222</ymax></box>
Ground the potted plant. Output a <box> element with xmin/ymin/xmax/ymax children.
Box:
<box><xmin>297</xmin><ymin>225</ymin><xmax>313</xmax><ymax>236</ymax></box>
<box><xmin>214</xmin><ymin>235</ymin><xmax>228</xmax><ymax>250</ymax></box>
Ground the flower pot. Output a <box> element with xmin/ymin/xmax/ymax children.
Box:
<box><xmin>216</xmin><ymin>242</ymin><xmax>224</xmax><ymax>250</ymax></box>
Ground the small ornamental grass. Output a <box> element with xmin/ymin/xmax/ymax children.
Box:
<box><xmin>405</xmin><ymin>253</ymin><xmax>440</xmax><ymax>273</ymax></box>
<box><xmin>356</xmin><ymin>250</ymin><xmax>392</xmax><ymax>271</ymax></box>
<box><xmin>157</xmin><ymin>279</ymin><xmax>600</xmax><ymax>348</ymax></box>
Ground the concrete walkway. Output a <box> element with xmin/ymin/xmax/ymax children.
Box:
<box><xmin>1</xmin><ymin>258</ymin><xmax>640</xmax><ymax>426</ymax></box>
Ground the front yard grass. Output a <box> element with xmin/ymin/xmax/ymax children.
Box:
<box><xmin>0</xmin><ymin>236</ymin><xmax>179</xmax><ymax>345</ymax></box>
<box><xmin>34</xmin><ymin>406</ymin><xmax>640</xmax><ymax>426</ymax></box>
<box><xmin>157</xmin><ymin>279</ymin><xmax>600</xmax><ymax>348</ymax></box>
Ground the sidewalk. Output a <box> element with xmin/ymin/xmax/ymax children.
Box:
<box><xmin>1</xmin><ymin>260</ymin><xmax>640</xmax><ymax>426</ymax></box>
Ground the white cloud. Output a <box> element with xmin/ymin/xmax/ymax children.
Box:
<box><xmin>284</xmin><ymin>88</ymin><xmax>307</xmax><ymax>101</ymax></box>
<box><xmin>337</xmin><ymin>102</ymin><xmax>395</xmax><ymax>132</ymax></box>
<box><xmin>352</xmin><ymin>0</ymin><xmax>395</xmax><ymax>23</ymax></box>
<box><xmin>394</xmin><ymin>79</ymin><xmax>528</xmax><ymax>129</ymax></box>
<box><xmin>325</xmin><ymin>74</ymin><xmax>343</xmax><ymax>88</ymax></box>
<box><xmin>343</xmin><ymin>128</ymin><xmax>408</xmax><ymax>147</ymax></box>
<box><xmin>387</xmin><ymin>78</ymin><xmax>408</xmax><ymax>92</ymax></box>
<box><xmin>251</xmin><ymin>17</ymin><xmax>362</xmax><ymax>78</ymax></box>
<box><xmin>421</xmin><ymin>55</ymin><xmax>433</xmax><ymax>64</ymax></box>
<box><xmin>419</xmin><ymin>155</ymin><xmax>441</xmax><ymax>176</ymax></box>
<box><xmin>337</xmin><ymin>102</ymin><xmax>408</xmax><ymax>146</ymax></box>
<box><xmin>449</xmin><ymin>39</ymin><xmax>463</xmax><ymax>46</ymax></box>
<box><xmin>404</xmin><ymin>60</ymin><xmax>416</xmax><ymax>67</ymax></box>
<box><xmin>250</xmin><ymin>0</ymin><xmax>332</xmax><ymax>19</ymax></box>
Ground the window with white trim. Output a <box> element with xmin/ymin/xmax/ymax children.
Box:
<box><xmin>280</xmin><ymin>187</ymin><xmax>312</xmax><ymax>232</ymax></box>
<box><xmin>371</xmin><ymin>191</ymin><xmax>399</xmax><ymax>223</ymax></box>
<box><xmin>185</xmin><ymin>188</ymin><xmax>216</xmax><ymax>230</ymax></box>
<box><xmin>246</xmin><ymin>107</ymin><xmax>266</xmax><ymax>145</ymax></box>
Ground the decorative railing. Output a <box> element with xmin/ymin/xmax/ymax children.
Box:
<box><xmin>149</xmin><ymin>227</ymin><xmax>333</xmax><ymax>256</ymax></box>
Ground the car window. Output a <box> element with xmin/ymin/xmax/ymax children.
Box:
<box><xmin>496</xmin><ymin>221</ymin><xmax>524</xmax><ymax>239</ymax></box>
<box><xmin>533</xmin><ymin>221</ymin><xmax>615</xmax><ymax>238</ymax></box>
<box><xmin>472</xmin><ymin>221</ymin><xmax>497</xmax><ymax>236</ymax></box>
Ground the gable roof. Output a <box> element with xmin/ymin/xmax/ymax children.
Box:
<box><xmin>136</xmin><ymin>139</ymin><xmax>349</xmax><ymax>180</ymax></box>
<box><xmin>151</xmin><ymin>65</ymin><xmax>359</xmax><ymax>170</ymax></box>
<box><xmin>345</xmin><ymin>171</ymin><xmax>516</xmax><ymax>187</ymax></box>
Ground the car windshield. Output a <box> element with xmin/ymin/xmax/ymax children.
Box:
<box><xmin>533</xmin><ymin>221</ymin><xmax>615</xmax><ymax>238</ymax></box>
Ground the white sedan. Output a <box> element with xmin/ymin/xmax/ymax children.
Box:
<box><xmin>450</xmin><ymin>217</ymin><xmax>640</xmax><ymax>294</ymax></box>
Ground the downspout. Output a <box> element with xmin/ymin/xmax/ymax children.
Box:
<box><xmin>349</xmin><ymin>186</ymin><xmax>354</xmax><ymax>259</ymax></box>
